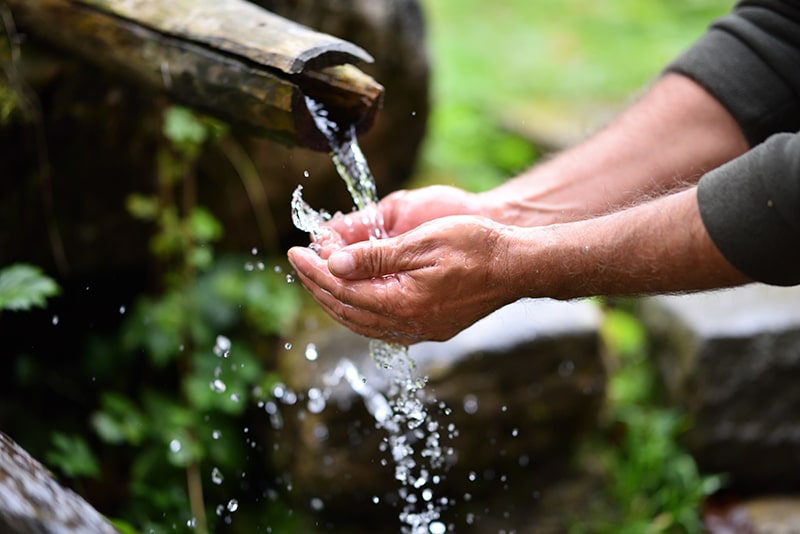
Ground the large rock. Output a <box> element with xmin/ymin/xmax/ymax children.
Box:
<box><xmin>267</xmin><ymin>298</ymin><xmax>605</xmax><ymax>530</ymax></box>
<box><xmin>0</xmin><ymin>432</ymin><xmax>119</xmax><ymax>534</ymax></box>
<box><xmin>641</xmin><ymin>284</ymin><xmax>800</xmax><ymax>489</ymax></box>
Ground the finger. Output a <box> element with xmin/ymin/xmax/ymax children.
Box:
<box><xmin>290</xmin><ymin>261</ymin><xmax>418</xmax><ymax>344</ymax></box>
<box><xmin>289</xmin><ymin>245</ymin><xmax>391</xmax><ymax>313</ymax></box>
<box><xmin>328</xmin><ymin>236</ymin><xmax>432</xmax><ymax>280</ymax></box>
<box><xmin>324</xmin><ymin>209</ymin><xmax>383</xmax><ymax>245</ymax></box>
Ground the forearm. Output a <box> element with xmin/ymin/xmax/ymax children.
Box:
<box><xmin>478</xmin><ymin>73</ymin><xmax>749</xmax><ymax>227</ymax></box>
<box><xmin>502</xmin><ymin>186</ymin><xmax>752</xmax><ymax>301</ymax></box>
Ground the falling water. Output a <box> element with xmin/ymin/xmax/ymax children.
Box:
<box><xmin>291</xmin><ymin>97</ymin><xmax>452</xmax><ymax>533</ymax></box>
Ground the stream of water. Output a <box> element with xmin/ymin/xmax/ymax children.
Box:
<box><xmin>290</xmin><ymin>97</ymin><xmax>453</xmax><ymax>534</ymax></box>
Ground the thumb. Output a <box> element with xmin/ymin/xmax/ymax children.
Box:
<box><xmin>328</xmin><ymin>240</ymin><xmax>399</xmax><ymax>280</ymax></box>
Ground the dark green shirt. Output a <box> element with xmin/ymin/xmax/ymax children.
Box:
<box><xmin>667</xmin><ymin>0</ymin><xmax>800</xmax><ymax>286</ymax></box>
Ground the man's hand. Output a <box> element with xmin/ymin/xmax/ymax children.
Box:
<box><xmin>289</xmin><ymin>188</ymin><xmax>753</xmax><ymax>344</ymax></box>
<box><xmin>317</xmin><ymin>185</ymin><xmax>481</xmax><ymax>252</ymax></box>
<box><xmin>288</xmin><ymin>215</ymin><xmax>515</xmax><ymax>345</ymax></box>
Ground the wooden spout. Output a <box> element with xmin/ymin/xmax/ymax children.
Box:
<box><xmin>6</xmin><ymin>0</ymin><xmax>384</xmax><ymax>150</ymax></box>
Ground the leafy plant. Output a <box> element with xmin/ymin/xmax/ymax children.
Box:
<box><xmin>0</xmin><ymin>263</ymin><xmax>59</xmax><ymax>312</ymax></box>
<box><xmin>575</xmin><ymin>305</ymin><xmax>722</xmax><ymax>533</ymax></box>
<box><xmin>80</xmin><ymin>105</ymin><xmax>301</xmax><ymax>533</ymax></box>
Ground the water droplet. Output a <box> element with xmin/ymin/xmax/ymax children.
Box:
<box><xmin>244</xmin><ymin>262</ymin><xmax>254</xmax><ymax>272</ymax></box>
<box><xmin>273</xmin><ymin>265</ymin><xmax>282</xmax><ymax>274</ymax></box>
<box><xmin>119</xmin><ymin>305</ymin><xmax>126</xmax><ymax>314</ymax></box>
<box><xmin>422</xmin><ymin>488</ymin><xmax>433</xmax><ymax>501</ymax></box>
<box><xmin>230</xmin><ymin>393</ymin><xmax>240</xmax><ymax>402</ymax></box>
<box><xmin>511</xmin><ymin>428</ymin><xmax>519</xmax><ymax>437</ymax></box>
<box><xmin>210</xmin><ymin>379</ymin><xmax>227</xmax><ymax>393</ymax></box>
<box><xmin>211</xmin><ymin>467</ymin><xmax>224</xmax><ymax>485</ymax></box>
<box><xmin>251</xmin><ymin>247</ymin><xmax>258</xmax><ymax>255</ymax></box>
<box><xmin>226</xmin><ymin>499</ymin><xmax>239</xmax><ymax>513</ymax></box>
<box><xmin>212</xmin><ymin>429</ymin><xmax>222</xmax><ymax>440</ymax></box>
<box><xmin>304</xmin><ymin>343</ymin><xmax>318</xmax><ymax>361</ymax></box>
<box><xmin>310</xmin><ymin>497</ymin><xmax>324</xmax><ymax>511</ymax></box>
<box><xmin>463</xmin><ymin>394</ymin><xmax>479</xmax><ymax>415</ymax></box>
<box><xmin>307</xmin><ymin>388</ymin><xmax>326</xmax><ymax>414</ymax></box>
<box><xmin>284</xmin><ymin>342</ymin><xmax>292</xmax><ymax>350</ymax></box>
<box><xmin>429</xmin><ymin>521</ymin><xmax>446</xmax><ymax>534</ymax></box>
<box><xmin>558</xmin><ymin>360</ymin><xmax>575</xmax><ymax>377</ymax></box>
<box><xmin>303</xmin><ymin>170</ymin><xmax>310</xmax><ymax>178</ymax></box>
<box><xmin>169</xmin><ymin>439</ymin><xmax>181</xmax><ymax>453</ymax></box>
<box><xmin>256</xmin><ymin>261</ymin><xmax>265</xmax><ymax>271</ymax></box>
<box><xmin>186</xmin><ymin>517</ymin><xmax>196</xmax><ymax>528</ymax></box>
<box><xmin>372</xmin><ymin>496</ymin><xmax>380</xmax><ymax>504</ymax></box>
<box><xmin>214</xmin><ymin>335</ymin><xmax>232</xmax><ymax>358</ymax></box>
<box><xmin>215</xmin><ymin>504</ymin><xmax>224</xmax><ymax>517</ymax></box>
<box><xmin>51</xmin><ymin>315</ymin><xmax>59</xmax><ymax>325</ymax></box>
<box><xmin>468</xmin><ymin>471</ymin><xmax>476</xmax><ymax>482</ymax></box>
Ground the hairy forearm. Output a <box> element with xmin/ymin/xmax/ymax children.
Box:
<box><xmin>501</xmin><ymin>187</ymin><xmax>752</xmax><ymax>301</ymax></box>
<box><xmin>478</xmin><ymin>73</ymin><xmax>749</xmax><ymax>227</ymax></box>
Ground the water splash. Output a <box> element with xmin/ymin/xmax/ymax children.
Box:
<box><xmin>292</xmin><ymin>96</ymin><xmax>454</xmax><ymax>533</ymax></box>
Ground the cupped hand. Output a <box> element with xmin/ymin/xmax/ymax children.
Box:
<box><xmin>288</xmin><ymin>215</ymin><xmax>516</xmax><ymax>345</ymax></box>
<box><xmin>316</xmin><ymin>185</ymin><xmax>482</xmax><ymax>256</ymax></box>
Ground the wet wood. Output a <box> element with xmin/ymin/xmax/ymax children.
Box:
<box><xmin>77</xmin><ymin>0</ymin><xmax>374</xmax><ymax>74</ymax></box>
<box><xmin>0</xmin><ymin>432</ymin><xmax>119</xmax><ymax>533</ymax></box>
<box><xmin>6</xmin><ymin>0</ymin><xmax>384</xmax><ymax>150</ymax></box>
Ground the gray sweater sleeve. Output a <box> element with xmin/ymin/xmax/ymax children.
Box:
<box><xmin>666</xmin><ymin>0</ymin><xmax>800</xmax><ymax>285</ymax></box>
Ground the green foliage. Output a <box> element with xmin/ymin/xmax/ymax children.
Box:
<box><xmin>78</xmin><ymin>105</ymin><xmax>302</xmax><ymax>533</ymax></box>
<box><xmin>45</xmin><ymin>432</ymin><xmax>101</xmax><ymax>479</ymax></box>
<box><xmin>0</xmin><ymin>263</ymin><xmax>60</xmax><ymax>312</ymax></box>
<box><xmin>577</xmin><ymin>306</ymin><xmax>722</xmax><ymax>533</ymax></box>
<box><xmin>417</xmin><ymin>0</ymin><xmax>733</xmax><ymax>190</ymax></box>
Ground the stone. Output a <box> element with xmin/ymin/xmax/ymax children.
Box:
<box><xmin>0</xmin><ymin>432</ymin><xmax>119</xmax><ymax>534</ymax></box>
<box><xmin>640</xmin><ymin>284</ymin><xmax>800</xmax><ymax>489</ymax></box>
<box><xmin>705</xmin><ymin>495</ymin><xmax>800</xmax><ymax>534</ymax></box>
<box><xmin>268</xmin><ymin>297</ymin><xmax>605</xmax><ymax>529</ymax></box>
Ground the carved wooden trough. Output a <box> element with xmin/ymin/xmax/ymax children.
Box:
<box><xmin>5</xmin><ymin>0</ymin><xmax>384</xmax><ymax>150</ymax></box>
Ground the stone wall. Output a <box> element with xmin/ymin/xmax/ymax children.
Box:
<box><xmin>641</xmin><ymin>284</ymin><xmax>800</xmax><ymax>491</ymax></box>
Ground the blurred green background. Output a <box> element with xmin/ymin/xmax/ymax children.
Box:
<box><xmin>418</xmin><ymin>0</ymin><xmax>734</xmax><ymax>190</ymax></box>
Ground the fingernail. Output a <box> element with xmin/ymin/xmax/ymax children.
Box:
<box><xmin>329</xmin><ymin>251</ymin><xmax>355</xmax><ymax>276</ymax></box>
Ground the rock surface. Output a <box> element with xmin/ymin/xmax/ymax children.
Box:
<box><xmin>0</xmin><ymin>432</ymin><xmax>119</xmax><ymax>534</ymax></box>
<box><xmin>269</xmin><ymin>298</ymin><xmax>606</xmax><ymax>530</ymax></box>
<box><xmin>641</xmin><ymin>284</ymin><xmax>800</xmax><ymax>489</ymax></box>
<box><xmin>705</xmin><ymin>495</ymin><xmax>800</xmax><ymax>534</ymax></box>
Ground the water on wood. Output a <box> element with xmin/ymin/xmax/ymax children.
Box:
<box><xmin>291</xmin><ymin>96</ymin><xmax>454</xmax><ymax>534</ymax></box>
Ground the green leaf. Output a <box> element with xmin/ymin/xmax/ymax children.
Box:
<box><xmin>189</xmin><ymin>207</ymin><xmax>223</xmax><ymax>243</ymax></box>
<box><xmin>126</xmin><ymin>193</ymin><xmax>160</xmax><ymax>221</ymax></box>
<box><xmin>163</xmin><ymin>106</ymin><xmax>207</xmax><ymax>147</ymax></box>
<box><xmin>0</xmin><ymin>264</ymin><xmax>59</xmax><ymax>311</ymax></box>
<box><xmin>91</xmin><ymin>393</ymin><xmax>147</xmax><ymax>445</ymax></box>
<box><xmin>45</xmin><ymin>432</ymin><xmax>100</xmax><ymax>479</ymax></box>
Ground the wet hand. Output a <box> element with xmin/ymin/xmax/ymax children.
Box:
<box><xmin>318</xmin><ymin>185</ymin><xmax>482</xmax><ymax>254</ymax></box>
<box><xmin>288</xmin><ymin>215</ymin><xmax>515</xmax><ymax>345</ymax></box>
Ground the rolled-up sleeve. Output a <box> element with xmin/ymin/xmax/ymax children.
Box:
<box><xmin>697</xmin><ymin>132</ymin><xmax>800</xmax><ymax>286</ymax></box>
<box><xmin>667</xmin><ymin>0</ymin><xmax>800</xmax><ymax>285</ymax></box>
<box><xmin>667</xmin><ymin>0</ymin><xmax>800</xmax><ymax>145</ymax></box>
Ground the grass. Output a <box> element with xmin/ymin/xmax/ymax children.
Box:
<box><xmin>416</xmin><ymin>0</ymin><xmax>736</xmax><ymax>189</ymax></box>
